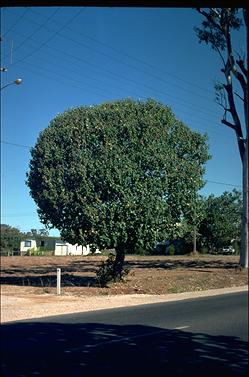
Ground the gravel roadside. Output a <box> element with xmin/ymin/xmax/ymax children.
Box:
<box><xmin>1</xmin><ymin>286</ymin><xmax>247</xmax><ymax>323</ymax></box>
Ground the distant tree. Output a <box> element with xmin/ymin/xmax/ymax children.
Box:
<box><xmin>182</xmin><ymin>194</ymin><xmax>207</xmax><ymax>253</ymax></box>
<box><xmin>38</xmin><ymin>229</ymin><xmax>49</xmax><ymax>236</ymax></box>
<box><xmin>30</xmin><ymin>229</ymin><xmax>37</xmax><ymax>237</ymax></box>
<box><xmin>29</xmin><ymin>228</ymin><xmax>49</xmax><ymax>237</ymax></box>
<box><xmin>27</xmin><ymin>98</ymin><xmax>210</xmax><ymax>280</ymax></box>
<box><xmin>0</xmin><ymin>224</ymin><xmax>25</xmax><ymax>252</ymax></box>
<box><xmin>198</xmin><ymin>189</ymin><xmax>242</xmax><ymax>252</ymax></box>
<box><xmin>194</xmin><ymin>8</ymin><xmax>248</xmax><ymax>267</ymax></box>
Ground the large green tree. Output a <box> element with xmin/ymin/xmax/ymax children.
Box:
<box><xmin>0</xmin><ymin>224</ymin><xmax>25</xmax><ymax>252</ymax></box>
<box><xmin>194</xmin><ymin>8</ymin><xmax>248</xmax><ymax>267</ymax></box>
<box><xmin>27</xmin><ymin>99</ymin><xmax>210</xmax><ymax>277</ymax></box>
<box><xmin>198</xmin><ymin>189</ymin><xmax>242</xmax><ymax>252</ymax></box>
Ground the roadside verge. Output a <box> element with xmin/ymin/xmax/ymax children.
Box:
<box><xmin>1</xmin><ymin>285</ymin><xmax>248</xmax><ymax>323</ymax></box>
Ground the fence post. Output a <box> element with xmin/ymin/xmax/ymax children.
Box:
<box><xmin>57</xmin><ymin>268</ymin><xmax>61</xmax><ymax>295</ymax></box>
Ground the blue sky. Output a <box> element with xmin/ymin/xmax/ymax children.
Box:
<box><xmin>1</xmin><ymin>7</ymin><xmax>246</xmax><ymax>236</ymax></box>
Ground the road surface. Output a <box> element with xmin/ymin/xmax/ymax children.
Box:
<box><xmin>0</xmin><ymin>291</ymin><xmax>248</xmax><ymax>376</ymax></box>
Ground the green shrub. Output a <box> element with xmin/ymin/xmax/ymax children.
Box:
<box><xmin>27</xmin><ymin>247</ymin><xmax>36</xmax><ymax>255</ymax></box>
<box><xmin>27</xmin><ymin>247</ymin><xmax>46</xmax><ymax>256</ymax></box>
<box><xmin>231</xmin><ymin>240</ymin><xmax>240</xmax><ymax>255</ymax></box>
<box><xmin>96</xmin><ymin>253</ymin><xmax>130</xmax><ymax>287</ymax></box>
<box><xmin>168</xmin><ymin>244</ymin><xmax>175</xmax><ymax>256</ymax></box>
<box><xmin>199</xmin><ymin>246</ymin><xmax>209</xmax><ymax>254</ymax></box>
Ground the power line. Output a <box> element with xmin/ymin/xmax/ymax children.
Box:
<box><xmin>206</xmin><ymin>180</ymin><xmax>242</xmax><ymax>188</ymax></box>
<box><xmin>15</xmin><ymin>19</ymin><xmax>221</xmax><ymax>115</ymax></box>
<box><xmin>1</xmin><ymin>140</ymin><xmax>31</xmax><ymax>148</ymax></box>
<box><xmin>1</xmin><ymin>140</ymin><xmax>241</xmax><ymax>189</ymax></box>
<box><xmin>1</xmin><ymin>178</ymin><xmax>241</xmax><ymax>220</ymax></box>
<box><xmin>17</xmin><ymin>61</ymin><xmax>113</xmax><ymax>100</ymax></box>
<box><xmin>1</xmin><ymin>16</ymin><xmax>224</xmax><ymax>123</ymax></box>
<box><xmin>16</xmin><ymin>61</ymin><xmax>227</xmax><ymax>139</ymax></box>
<box><xmin>10</xmin><ymin>7</ymin><xmax>60</xmax><ymax>55</ymax></box>
<box><xmin>11</xmin><ymin>8</ymin><xmax>84</xmax><ymax>66</ymax></box>
<box><xmin>3</xmin><ymin>6</ymin><xmax>213</xmax><ymax>98</ymax></box>
<box><xmin>27</xmin><ymin>7</ymin><xmax>216</xmax><ymax>98</ymax></box>
<box><xmin>2</xmin><ymin>11</ymin><xmax>222</xmax><ymax>118</ymax></box>
<box><xmin>2</xmin><ymin>7</ymin><xmax>29</xmax><ymax>38</ymax></box>
<box><xmin>1</xmin><ymin>212</ymin><xmax>37</xmax><ymax>218</ymax></box>
<box><xmin>10</xmin><ymin>37</ymin><xmax>221</xmax><ymax>121</ymax></box>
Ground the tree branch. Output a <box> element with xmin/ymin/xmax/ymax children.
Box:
<box><xmin>209</xmin><ymin>28</ymin><xmax>226</xmax><ymax>67</ymax></box>
<box><xmin>230</xmin><ymin>63</ymin><xmax>247</xmax><ymax>92</ymax></box>
<box><xmin>196</xmin><ymin>8</ymin><xmax>223</xmax><ymax>31</ymax></box>
<box><xmin>236</xmin><ymin>59</ymin><xmax>248</xmax><ymax>77</ymax></box>
<box><xmin>221</xmin><ymin>119</ymin><xmax>237</xmax><ymax>130</ymax></box>
<box><xmin>235</xmin><ymin>92</ymin><xmax>244</xmax><ymax>101</ymax></box>
<box><xmin>223</xmin><ymin>82</ymin><xmax>245</xmax><ymax>160</ymax></box>
<box><xmin>224</xmin><ymin>25</ymin><xmax>247</xmax><ymax>98</ymax></box>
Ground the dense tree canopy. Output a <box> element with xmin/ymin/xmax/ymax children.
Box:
<box><xmin>0</xmin><ymin>224</ymin><xmax>25</xmax><ymax>252</ymax></box>
<box><xmin>27</xmin><ymin>99</ymin><xmax>210</xmax><ymax>271</ymax></box>
<box><xmin>198</xmin><ymin>189</ymin><xmax>242</xmax><ymax>252</ymax></box>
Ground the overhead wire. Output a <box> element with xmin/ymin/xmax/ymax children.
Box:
<box><xmin>2</xmin><ymin>27</ymin><xmax>230</xmax><ymax>142</ymax></box>
<box><xmin>1</xmin><ymin>40</ymin><xmax>232</xmax><ymax>138</ymax></box>
<box><xmin>9</xmin><ymin>8</ymin><xmax>85</xmax><ymax>67</ymax></box>
<box><xmin>10</xmin><ymin>26</ymin><xmax>221</xmax><ymax>116</ymax></box>
<box><xmin>205</xmin><ymin>180</ymin><xmax>241</xmax><ymax>188</ymax></box>
<box><xmin>1</xmin><ymin>212</ymin><xmax>38</xmax><ymax>218</ymax></box>
<box><xmin>1</xmin><ymin>58</ymin><xmax>229</xmax><ymax>140</ymax></box>
<box><xmin>5</xmin><ymin>32</ymin><xmax>222</xmax><ymax>122</ymax></box>
<box><xmin>3</xmin><ymin>6</ymin><xmax>244</xmax><ymax>136</ymax></box>
<box><xmin>1</xmin><ymin>10</ymin><xmax>223</xmax><ymax>119</ymax></box>
<box><xmin>8</xmin><ymin>7</ymin><xmax>61</xmax><ymax>55</ymax></box>
<box><xmin>1</xmin><ymin>9</ymin><xmax>242</xmax><ymax>222</ymax></box>
<box><xmin>2</xmin><ymin>7</ymin><xmax>30</xmax><ymax>38</ymax></box>
<box><xmin>26</xmin><ymin>7</ymin><xmax>217</xmax><ymax>97</ymax></box>
<box><xmin>1</xmin><ymin>141</ymin><xmax>31</xmax><ymax>148</ymax></box>
<box><xmin>1</xmin><ymin>52</ymin><xmax>231</xmax><ymax>140</ymax></box>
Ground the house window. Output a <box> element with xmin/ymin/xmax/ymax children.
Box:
<box><xmin>40</xmin><ymin>240</ymin><xmax>45</xmax><ymax>247</ymax></box>
<box><xmin>24</xmin><ymin>240</ymin><xmax>31</xmax><ymax>248</ymax></box>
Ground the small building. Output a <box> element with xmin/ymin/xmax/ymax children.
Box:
<box><xmin>20</xmin><ymin>239</ymin><xmax>37</xmax><ymax>254</ymax></box>
<box><xmin>54</xmin><ymin>242</ymin><xmax>91</xmax><ymax>256</ymax></box>
<box><xmin>20</xmin><ymin>237</ymin><xmax>100</xmax><ymax>256</ymax></box>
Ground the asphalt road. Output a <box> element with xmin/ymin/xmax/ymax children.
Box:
<box><xmin>0</xmin><ymin>291</ymin><xmax>248</xmax><ymax>377</ymax></box>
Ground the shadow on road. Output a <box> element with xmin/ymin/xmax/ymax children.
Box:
<box><xmin>1</xmin><ymin>321</ymin><xmax>248</xmax><ymax>376</ymax></box>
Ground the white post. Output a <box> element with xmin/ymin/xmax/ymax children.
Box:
<box><xmin>57</xmin><ymin>268</ymin><xmax>61</xmax><ymax>295</ymax></box>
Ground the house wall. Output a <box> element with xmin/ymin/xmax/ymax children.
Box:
<box><xmin>54</xmin><ymin>243</ymin><xmax>92</xmax><ymax>256</ymax></box>
<box><xmin>83</xmin><ymin>245</ymin><xmax>90</xmax><ymax>255</ymax></box>
<box><xmin>65</xmin><ymin>243</ymin><xmax>91</xmax><ymax>255</ymax></box>
<box><xmin>54</xmin><ymin>243</ymin><xmax>68</xmax><ymax>256</ymax></box>
<box><xmin>36</xmin><ymin>238</ymin><xmax>57</xmax><ymax>251</ymax></box>
<box><xmin>20</xmin><ymin>239</ymin><xmax>37</xmax><ymax>253</ymax></box>
<box><xmin>20</xmin><ymin>238</ymin><xmax>99</xmax><ymax>256</ymax></box>
<box><xmin>67</xmin><ymin>243</ymin><xmax>83</xmax><ymax>255</ymax></box>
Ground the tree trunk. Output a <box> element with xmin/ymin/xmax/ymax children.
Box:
<box><xmin>240</xmin><ymin>141</ymin><xmax>249</xmax><ymax>268</ymax></box>
<box><xmin>192</xmin><ymin>225</ymin><xmax>197</xmax><ymax>254</ymax></box>
<box><xmin>114</xmin><ymin>244</ymin><xmax>126</xmax><ymax>281</ymax></box>
<box><xmin>240</xmin><ymin>48</ymin><xmax>248</xmax><ymax>268</ymax></box>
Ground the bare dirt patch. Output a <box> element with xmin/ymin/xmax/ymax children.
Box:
<box><xmin>1</xmin><ymin>255</ymin><xmax>248</xmax><ymax>322</ymax></box>
<box><xmin>1</xmin><ymin>254</ymin><xmax>248</xmax><ymax>297</ymax></box>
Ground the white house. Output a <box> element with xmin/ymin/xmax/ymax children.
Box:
<box><xmin>20</xmin><ymin>239</ymin><xmax>37</xmax><ymax>254</ymax></box>
<box><xmin>54</xmin><ymin>242</ymin><xmax>92</xmax><ymax>256</ymax></box>
<box><xmin>20</xmin><ymin>238</ymin><xmax>100</xmax><ymax>256</ymax></box>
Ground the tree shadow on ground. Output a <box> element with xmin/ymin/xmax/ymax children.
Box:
<box><xmin>0</xmin><ymin>274</ymin><xmax>98</xmax><ymax>287</ymax></box>
<box><xmin>0</xmin><ymin>259</ymin><xmax>99</xmax><ymax>276</ymax></box>
<box><xmin>0</xmin><ymin>321</ymin><xmax>248</xmax><ymax>377</ymax></box>
<box><xmin>125</xmin><ymin>258</ymin><xmax>240</xmax><ymax>270</ymax></box>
